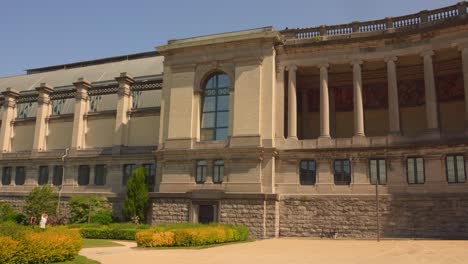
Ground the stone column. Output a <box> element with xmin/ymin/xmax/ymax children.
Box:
<box><xmin>71</xmin><ymin>78</ymin><xmax>91</xmax><ymax>150</ymax></box>
<box><xmin>0</xmin><ymin>88</ymin><xmax>19</xmax><ymax>153</ymax></box>
<box><xmin>287</xmin><ymin>65</ymin><xmax>298</xmax><ymax>139</ymax></box>
<box><xmin>301</xmin><ymin>89</ymin><xmax>308</xmax><ymax>139</ymax></box>
<box><xmin>352</xmin><ymin>60</ymin><xmax>365</xmax><ymax>137</ymax></box>
<box><xmin>114</xmin><ymin>72</ymin><xmax>135</xmax><ymax>147</ymax></box>
<box><xmin>319</xmin><ymin>63</ymin><xmax>330</xmax><ymax>138</ymax></box>
<box><xmin>421</xmin><ymin>50</ymin><xmax>439</xmax><ymax>131</ymax></box>
<box><xmin>385</xmin><ymin>56</ymin><xmax>401</xmax><ymax>135</ymax></box>
<box><xmin>458</xmin><ymin>45</ymin><xmax>468</xmax><ymax>128</ymax></box>
<box><xmin>32</xmin><ymin>83</ymin><xmax>54</xmax><ymax>152</ymax></box>
<box><xmin>275</xmin><ymin>66</ymin><xmax>285</xmax><ymax>139</ymax></box>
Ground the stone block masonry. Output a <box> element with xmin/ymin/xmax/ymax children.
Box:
<box><xmin>280</xmin><ymin>194</ymin><xmax>468</xmax><ymax>239</ymax></box>
<box><xmin>150</xmin><ymin>198</ymin><xmax>190</xmax><ymax>224</ymax></box>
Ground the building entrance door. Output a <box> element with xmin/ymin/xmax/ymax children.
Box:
<box><xmin>198</xmin><ymin>204</ymin><xmax>214</xmax><ymax>224</ymax></box>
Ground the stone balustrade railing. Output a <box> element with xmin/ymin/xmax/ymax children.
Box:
<box><xmin>282</xmin><ymin>1</ymin><xmax>467</xmax><ymax>40</ymax></box>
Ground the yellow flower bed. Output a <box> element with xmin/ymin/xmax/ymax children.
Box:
<box><xmin>136</xmin><ymin>224</ymin><xmax>249</xmax><ymax>247</ymax></box>
<box><xmin>0</xmin><ymin>225</ymin><xmax>82</xmax><ymax>264</ymax></box>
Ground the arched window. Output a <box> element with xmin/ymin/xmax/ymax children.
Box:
<box><xmin>201</xmin><ymin>73</ymin><xmax>230</xmax><ymax>141</ymax></box>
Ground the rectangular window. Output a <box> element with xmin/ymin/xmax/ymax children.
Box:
<box><xmin>123</xmin><ymin>164</ymin><xmax>137</xmax><ymax>186</ymax></box>
<box><xmin>38</xmin><ymin>166</ymin><xmax>49</xmax><ymax>185</ymax></box>
<box><xmin>213</xmin><ymin>160</ymin><xmax>224</xmax><ymax>184</ymax></box>
<box><xmin>53</xmin><ymin>166</ymin><xmax>63</xmax><ymax>186</ymax></box>
<box><xmin>143</xmin><ymin>163</ymin><xmax>155</xmax><ymax>191</ymax></box>
<box><xmin>334</xmin><ymin>159</ymin><xmax>351</xmax><ymax>185</ymax></box>
<box><xmin>2</xmin><ymin>167</ymin><xmax>12</xmax><ymax>185</ymax></box>
<box><xmin>299</xmin><ymin>160</ymin><xmax>316</xmax><ymax>185</ymax></box>
<box><xmin>94</xmin><ymin>165</ymin><xmax>107</xmax><ymax>186</ymax></box>
<box><xmin>369</xmin><ymin>159</ymin><xmax>387</xmax><ymax>185</ymax></box>
<box><xmin>15</xmin><ymin>167</ymin><xmax>25</xmax><ymax>186</ymax></box>
<box><xmin>446</xmin><ymin>155</ymin><xmax>466</xmax><ymax>183</ymax></box>
<box><xmin>407</xmin><ymin>157</ymin><xmax>425</xmax><ymax>184</ymax></box>
<box><xmin>78</xmin><ymin>165</ymin><xmax>90</xmax><ymax>186</ymax></box>
<box><xmin>196</xmin><ymin>160</ymin><xmax>207</xmax><ymax>184</ymax></box>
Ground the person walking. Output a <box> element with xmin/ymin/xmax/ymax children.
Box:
<box><xmin>39</xmin><ymin>213</ymin><xmax>48</xmax><ymax>231</ymax></box>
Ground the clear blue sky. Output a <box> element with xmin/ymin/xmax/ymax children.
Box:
<box><xmin>0</xmin><ymin>0</ymin><xmax>460</xmax><ymax>77</ymax></box>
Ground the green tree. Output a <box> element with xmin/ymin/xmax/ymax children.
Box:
<box><xmin>122</xmin><ymin>167</ymin><xmax>149</xmax><ymax>223</ymax></box>
<box><xmin>0</xmin><ymin>201</ymin><xmax>18</xmax><ymax>222</ymax></box>
<box><xmin>69</xmin><ymin>196</ymin><xmax>113</xmax><ymax>224</ymax></box>
<box><xmin>23</xmin><ymin>186</ymin><xmax>58</xmax><ymax>220</ymax></box>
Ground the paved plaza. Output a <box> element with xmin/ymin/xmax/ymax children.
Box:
<box><xmin>81</xmin><ymin>239</ymin><xmax>468</xmax><ymax>264</ymax></box>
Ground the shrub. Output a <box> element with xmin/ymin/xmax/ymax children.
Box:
<box><xmin>135</xmin><ymin>224</ymin><xmax>249</xmax><ymax>247</ymax></box>
<box><xmin>123</xmin><ymin>167</ymin><xmax>149</xmax><ymax>222</ymax></box>
<box><xmin>69</xmin><ymin>196</ymin><xmax>113</xmax><ymax>224</ymax></box>
<box><xmin>0</xmin><ymin>236</ymin><xmax>18</xmax><ymax>263</ymax></box>
<box><xmin>77</xmin><ymin>223</ymin><xmax>150</xmax><ymax>240</ymax></box>
<box><xmin>0</xmin><ymin>201</ymin><xmax>19</xmax><ymax>223</ymax></box>
<box><xmin>23</xmin><ymin>186</ymin><xmax>58</xmax><ymax>220</ymax></box>
<box><xmin>0</xmin><ymin>224</ymin><xmax>82</xmax><ymax>264</ymax></box>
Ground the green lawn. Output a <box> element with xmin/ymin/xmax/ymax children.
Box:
<box><xmin>83</xmin><ymin>239</ymin><xmax>124</xmax><ymax>248</ymax></box>
<box><xmin>54</xmin><ymin>255</ymin><xmax>100</xmax><ymax>264</ymax></box>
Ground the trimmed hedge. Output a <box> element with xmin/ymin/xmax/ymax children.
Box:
<box><xmin>135</xmin><ymin>224</ymin><xmax>249</xmax><ymax>247</ymax></box>
<box><xmin>75</xmin><ymin>223</ymin><xmax>150</xmax><ymax>240</ymax></box>
<box><xmin>0</xmin><ymin>224</ymin><xmax>82</xmax><ymax>264</ymax></box>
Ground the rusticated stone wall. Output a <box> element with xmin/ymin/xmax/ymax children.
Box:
<box><xmin>150</xmin><ymin>198</ymin><xmax>190</xmax><ymax>224</ymax></box>
<box><xmin>280</xmin><ymin>194</ymin><xmax>468</xmax><ymax>239</ymax></box>
<box><xmin>218</xmin><ymin>199</ymin><xmax>278</xmax><ymax>239</ymax></box>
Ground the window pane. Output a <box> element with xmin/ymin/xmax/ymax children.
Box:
<box><xmin>416</xmin><ymin>158</ymin><xmax>424</xmax><ymax>183</ymax></box>
<box><xmin>370</xmin><ymin>160</ymin><xmax>377</xmax><ymax>185</ymax></box>
<box><xmin>215</xmin><ymin>128</ymin><xmax>228</xmax><ymax>141</ymax></box>
<box><xmin>447</xmin><ymin>156</ymin><xmax>456</xmax><ymax>183</ymax></box>
<box><xmin>217</xmin><ymin>74</ymin><xmax>230</xmax><ymax>88</ymax></box>
<box><xmin>15</xmin><ymin>167</ymin><xmax>25</xmax><ymax>185</ymax></box>
<box><xmin>334</xmin><ymin>161</ymin><xmax>341</xmax><ymax>173</ymax></box>
<box><xmin>200</xmin><ymin>129</ymin><xmax>214</xmax><ymax>141</ymax></box>
<box><xmin>407</xmin><ymin>159</ymin><xmax>415</xmax><ymax>184</ymax></box>
<box><xmin>216</xmin><ymin>112</ymin><xmax>229</xmax><ymax>128</ymax></box>
<box><xmin>202</xmin><ymin>112</ymin><xmax>215</xmax><ymax>128</ymax></box>
<box><xmin>203</xmin><ymin>97</ymin><xmax>216</xmax><ymax>112</ymax></box>
<box><xmin>2</xmin><ymin>167</ymin><xmax>11</xmax><ymax>185</ymax></box>
<box><xmin>78</xmin><ymin>165</ymin><xmax>90</xmax><ymax>186</ymax></box>
<box><xmin>379</xmin><ymin>160</ymin><xmax>387</xmax><ymax>184</ymax></box>
<box><xmin>456</xmin><ymin>156</ymin><xmax>465</xmax><ymax>182</ymax></box>
<box><xmin>217</xmin><ymin>96</ymin><xmax>229</xmax><ymax>111</ymax></box>
<box><xmin>95</xmin><ymin>165</ymin><xmax>106</xmax><ymax>186</ymax></box>
<box><xmin>53</xmin><ymin>166</ymin><xmax>63</xmax><ymax>186</ymax></box>
<box><xmin>343</xmin><ymin>161</ymin><xmax>350</xmax><ymax>174</ymax></box>
<box><xmin>38</xmin><ymin>166</ymin><xmax>49</xmax><ymax>185</ymax></box>
<box><xmin>206</xmin><ymin>77</ymin><xmax>215</xmax><ymax>89</ymax></box>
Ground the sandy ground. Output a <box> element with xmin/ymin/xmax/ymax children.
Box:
<box><xmin>80</xmin><ymin>239</ymin><xmax>468</xmax><ymax>264</ymax></box>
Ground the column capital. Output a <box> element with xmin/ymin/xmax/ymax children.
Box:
<box><xmin>350</xmin><ymin>59</ymin><xmax>363</xmax><ymax>66</ymax></box>
<box><xmin>384</xmin><ymin>56</ymin><xmax>398</xmax><ymax>63</ymax></box>
<box><xmin>115</xmin><ymin>72</ymin><xmax>135</xmax><ymax>86</ymax></box>
<box><xmin>420</xmin><ymin>50</ymin><xmax>434</xmax><ymax>58</ymax></box>
<box><xmin>73</xmin><ymin>77</ymin><xmax>92</xmax><ymax>90</ymax></box>
<box><xmin>318</xmin><ymin>63</ymin><xmax>329</xmax><ymax>69</ymax></box>
<box><xmin>286</xmin><ymin>64</ymin><xmax>298</xmax><ymax>72</ymax></box>
<box><xmin>453</xmin><ymin>42</ymin><xmax>468</xmax><ymax>53</ymax></box>
<box><xmin>1</xmin><ymin>87</ymin><xmax>20</xmax><ymax>99</ymax></box>
<box><xmin>35</xmin><ymin>83</ymin><xmax>54</xmax><ymax>95</ymax></box>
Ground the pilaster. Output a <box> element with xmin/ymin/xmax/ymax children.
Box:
<box><xmin>113</xmin><ymin>72</ymin><xmax>135</xmax><ymax>149</ymax></box>
<box><xmin>71</xmin><ymin>78</ymin><xmax>91</xmax><ymax>151</ymax></box>
<box><xmin>0</xmin><ymin>88</ymin><xmax>19</xmax><ymax>153</ymax></box>
<box><xmin>32</xmin><ymin>83</ymin><xmax>54</xmax><ymax>152</ymax></box>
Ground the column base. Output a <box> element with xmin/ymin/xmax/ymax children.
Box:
<box><xmin>317</xmin><ymin>136</ymin><xmax>333</xmax><ymax>148</ymax></box>
<box><xmin>352</xmin><ymin>135</ymin><xmax>368</xmax><ymax>146</ymax></box>
<box><xmin>424</xmin><ymin>128</ymin><xmax>441</xmax><ymax>139</ymax></box>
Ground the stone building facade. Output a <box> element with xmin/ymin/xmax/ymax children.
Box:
<box><xmin>1</xmin><ymin>2</ymin><xmax>468</xmax><ymax>239</ymax></box>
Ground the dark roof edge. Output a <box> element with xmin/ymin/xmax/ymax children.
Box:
<box><xmin>26</xmin><ymin>51</ymin><xmax>161</xmax><ymax>75</ymax></box>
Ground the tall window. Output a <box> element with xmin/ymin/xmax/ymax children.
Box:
<box><xmin>2</xmin><ymin>167</ymin><xmax>11</xmax><ymax>185</ymax></box>
<box><xmin>38</xmin><ymin>166</ymin><xmax>49</xmax><ymax>185</ymax></box>
<box><xmin>407</xmin><ymin>157</ymin><xmax>425</xmax><ymax>184</ymax></box>
<box><xmin>369</xmin><ymin>159</ymin><xmax>386</xmax><ymax>185</ymax></box>
<box><xmin>143</xmin><ymin>163</ymin><xmax>156</xmax><ymax>191</ymax></box>
<box><xmin>213</xmin><ymin>160</ymin><xmax>224</xmax><ymax>184</ymax></box>
<box><xmin>446</xmin><ymin>154</ymin><xmax>466</xmax><ymax>183</ymax></box>
<box><xmin>123</xmin><ymin>164</ymin><xmax>137</xmax><ymax>186</ymax></box>
<box><xmin>334</xmin><ymin>160</ymin><xmax>351</xmax><ymax>185</ymax></box>
<box><xmin>299</xmin><ymin>160</ymin><xmax>316</xmax><ymax>185</ymax></box>
<box><xmin>200</xmin><ymin>73</ymin><xmax>230</xmax><ymax>141</ymax></box>
<box><xmin>15</xmin><ymin>167</ymin><xmax>25</xmax><ymax>186</ymax></box>
<box><xmin>78</xmin><ymin>165</ymin><xmax>90</xmax><ymax>186</ymax></box>
<box><xmin>195</xmin><ymin>160</ymin><xmax>207</xmax><ymax>184</ymax></box>
<box><xmin>95</xmin><ymin>165</ymin><xmax>107</xmax><ymax>186</ymax></box>
<box><xmin>53</xmin><ymin>166</ymin><xmax>63</xmax><ymax>186</ymax></box>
